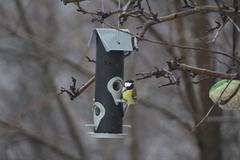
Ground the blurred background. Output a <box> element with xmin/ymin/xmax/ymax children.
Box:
<box><xmin>0</xmin><ymin>0</ymin><xmax>239</xmax><ymax>160</ymax></box>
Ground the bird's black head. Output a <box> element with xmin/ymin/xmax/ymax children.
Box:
<box><xmin>124</xmin><ymin>80</ymin><xmax>134</xmax><ymax>89</ymax></box>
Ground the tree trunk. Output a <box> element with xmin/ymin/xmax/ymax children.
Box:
<box><xmin>191</xmin><ymin>1</ymin><xmax>222</xmax><ymax>159</ymax></box>
<box><xmin>174</xmin><ymin>0</ymin><xmax>222</xmax><ymax>159</ymax></box>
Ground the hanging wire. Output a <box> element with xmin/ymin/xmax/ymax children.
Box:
<box><xmin>102</xmin><ymin>0</ymin><xmax>105</xmax><ymax>28</ymax></box>
<box><xmin>117</xmin><ymin>0</ymin><xmax>121</xmax><ymax>44</ymax></box>
<box><xmin>118</xmin><ymin>0</ymin><xmax>120</xmax><ymax>29</ymax></box>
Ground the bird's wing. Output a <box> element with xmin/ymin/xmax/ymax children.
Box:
<box><xmin>132</xmin><ymin>88</ymin><xmax>138</xmax><ymax>103</ymax></box>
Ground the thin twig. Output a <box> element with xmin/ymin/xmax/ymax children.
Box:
<box><xmin>191</xmin><ymin>76</ymin><xmax>212</xmax><ymax>84</ymax></box>
<box><xmin>227</xmin><ymin>15</ymin><xmax>240</xmax><ymax>32</ymax></box>
<box><xmin>182</xmin><ymin>0</ymin><xmax>196</xmax><ymax>8</ymax></box>
<box><xmin>0</xmin><ymin>92</ymin><xmax>59</xmax><ymax>139</ymax></box>
<box><xmin>207</xmin><ymin>20</ymin><xmax>228</xmax><ymax>43</ymax></box>
<box><xmin>59</xmin><ymin>76</ymin><xmax>95</xmax><ymax>100</ymax></box>
<box><xmin>86</xmin><ymin>56</ymin><xmax>96</xmax><ymax>63</ymax></box>
<box><xmin>119</xmin><ymin>0</ymin><xmax>138</xmax><ymax>25</ymax></box>
<box><xmin>205</xmin><ymin>21</ymin><xmax>221</xmax><ymax>34</ymax></box>
<box><xmin>214</xmin><ymin>0</ymin><xmax>227</xmax><ymax>22</ymax></box>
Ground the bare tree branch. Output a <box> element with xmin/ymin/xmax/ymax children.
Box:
<box><xmin>59</xmin><ymin>76</ymin><xmax>95</xmax><ymax>100</ymax></box>
<box><xmin>168</xmin><ymin>61</ymin><xmax>239</xmax><ymax>79</ymax></box>
<box><xmin>136</xmin><ymin>57</ymin><xmax>240</xmax><ymax>82</ymax></box>
<box><xmin>227</xmin><ymin>15</ymin><xmax>240</xmax><ymax>32</ymax></box>
<box><xmin>206</xmin><ymin>20</ymin><xmax>228</xmax><ymax>43</ymax></box>
<box><xmin>139</xmin><ymin>5</ymin><xmax>238</xmax><ymax>37</ymax></box>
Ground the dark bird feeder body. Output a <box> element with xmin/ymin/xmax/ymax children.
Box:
<box><xmin>87</xmin><ymin>29</ymin><xmax>133</xmax><ymax>138</ymax></box>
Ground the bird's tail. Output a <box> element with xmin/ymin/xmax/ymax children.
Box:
<box><xmin>123</xmin><ymin>104</ymin><xmax>130</xmax><ymax>116</ymax></box>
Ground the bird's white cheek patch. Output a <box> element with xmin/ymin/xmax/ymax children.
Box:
<box><xmin>125</xmin><ymin>82</ymin><xmax>132</xmax><ymax>87</ymax></box>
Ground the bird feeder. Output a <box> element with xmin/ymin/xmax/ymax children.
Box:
<box><xmin>86</xmin><ymin>28</ymin><xmax>133</xmax><ymax>138</ymax></box>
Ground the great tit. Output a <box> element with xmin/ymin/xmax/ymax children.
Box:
<box><xmin>122</xmin><ymin>80</ymin><xmax>137</xmax><ymax>115</ymax></box>
<box><xmin>209</xmin><ymin>79</ymin><xmax>240</xmax><ymax>110</ymax></box>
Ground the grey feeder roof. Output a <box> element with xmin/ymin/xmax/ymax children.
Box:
<box><xmin>88</xmin><ymin>28</ymin><xmax>133</xmax><ymax>52</ymax></box>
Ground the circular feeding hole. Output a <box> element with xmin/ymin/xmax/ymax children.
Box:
<box><xmin>113</xmin><ymin>80</ymin><xmax>122</xmax><ymax>91</ymax></box>
<box><xmin>94</xmin><ymin>106</ymin><xmax>100</xmax><ymax>116</ymax></box>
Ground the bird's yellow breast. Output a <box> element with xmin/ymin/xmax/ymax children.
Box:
<box><xmin>122</xmin><ymin>87</ymin><xmax>135</xmax><ymax>104</ymax></box>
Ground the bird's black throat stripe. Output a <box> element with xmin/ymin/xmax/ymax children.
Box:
<box><xmin>122</xmin><ymin>88</ymin><xmax>127</xmax><ymax>93</ymax></box>
<box><xmin>220</xmin><ymin>84</ymin><xmax>240</xmax><ymax>105</ymax></box>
